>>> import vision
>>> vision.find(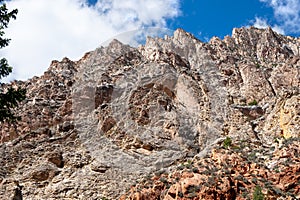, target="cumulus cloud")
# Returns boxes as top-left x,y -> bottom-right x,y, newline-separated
253,0 -> 300,35
253,17 -> 285,34
253,17 -> 269,29
1,0 -> 180,81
